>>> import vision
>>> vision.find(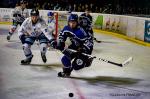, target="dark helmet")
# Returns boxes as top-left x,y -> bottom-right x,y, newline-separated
20,0 -> 27,4
30,9 -> 39,16
68,14 -> 78,22
47,11 -> 54,17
